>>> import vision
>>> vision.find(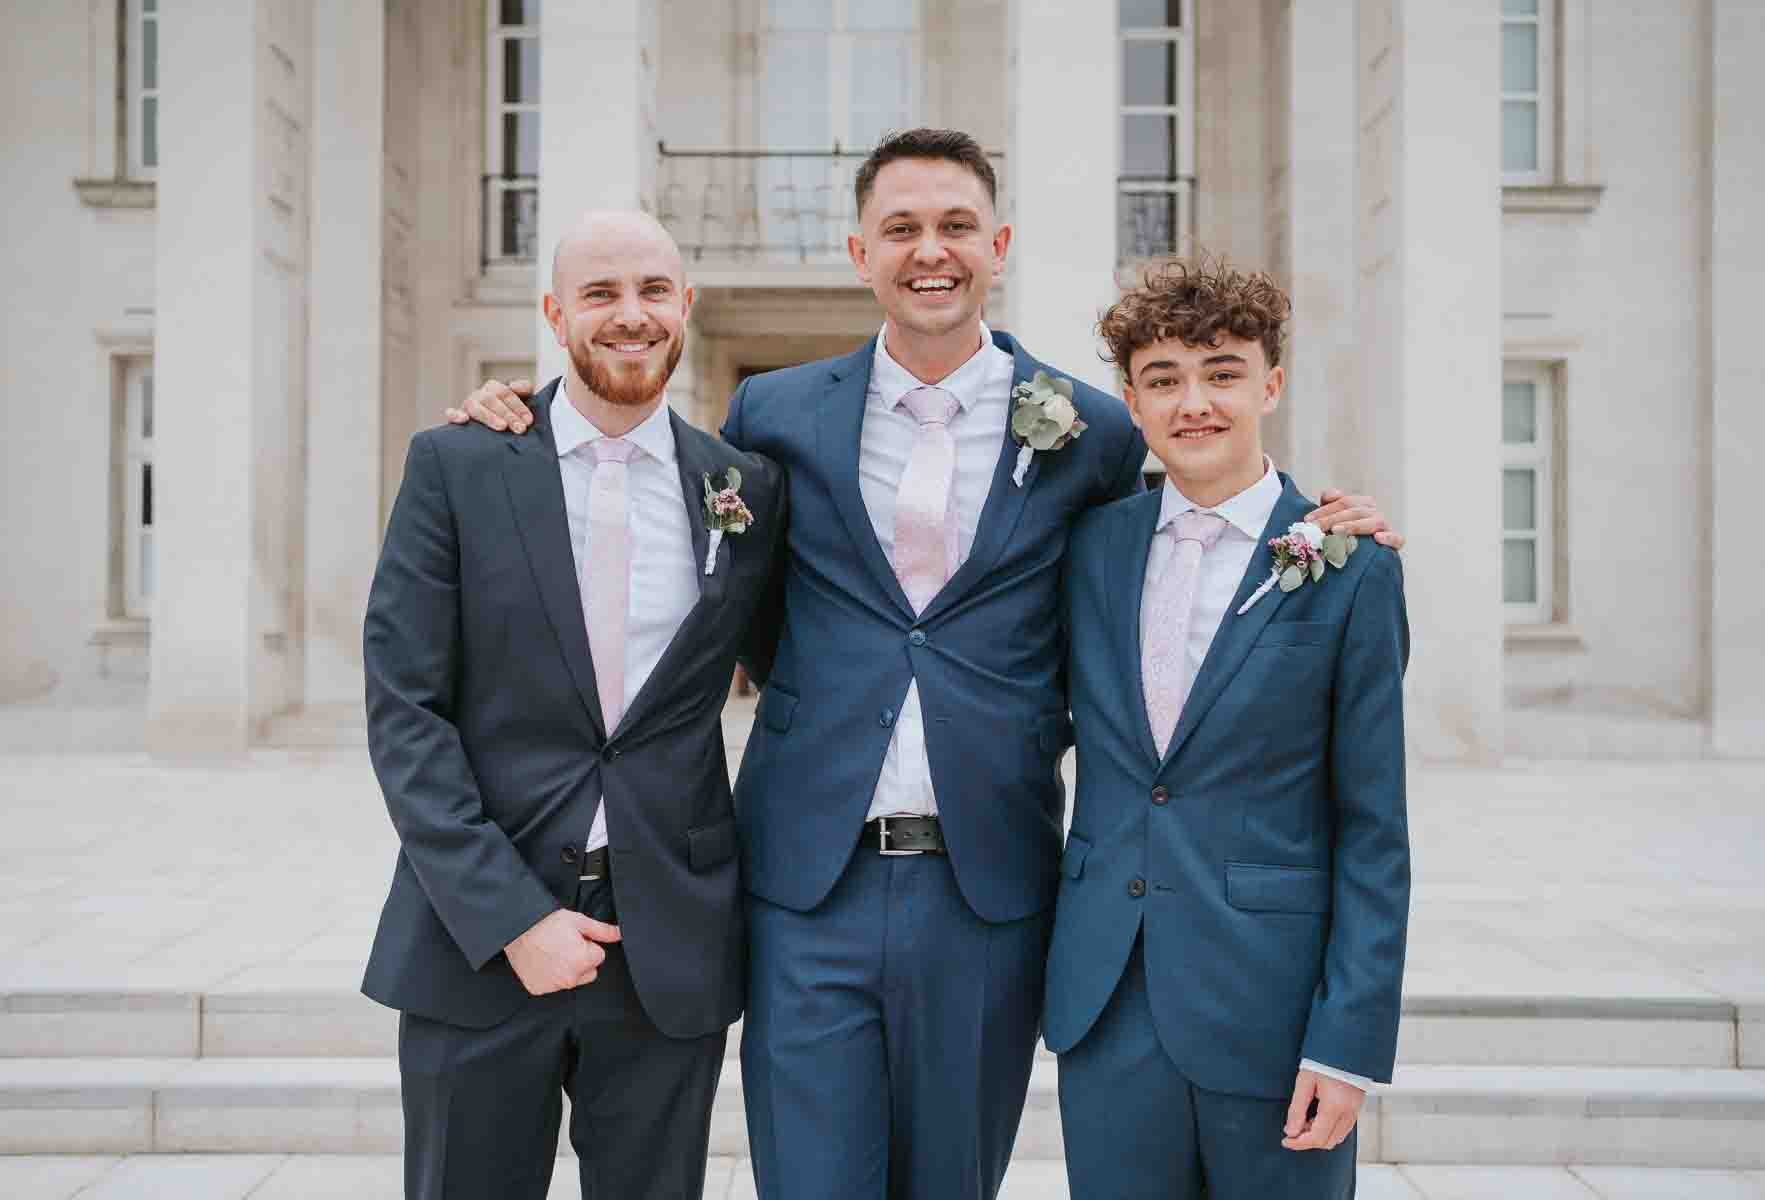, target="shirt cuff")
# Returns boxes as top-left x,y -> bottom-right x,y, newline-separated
1300,1058 -> 1376,1093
